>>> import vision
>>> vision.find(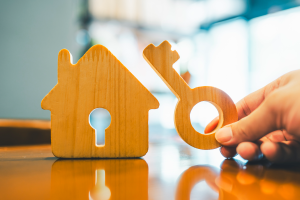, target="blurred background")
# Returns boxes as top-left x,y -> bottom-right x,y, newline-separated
2,1 -> 300,199
1,0 -> 300,144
